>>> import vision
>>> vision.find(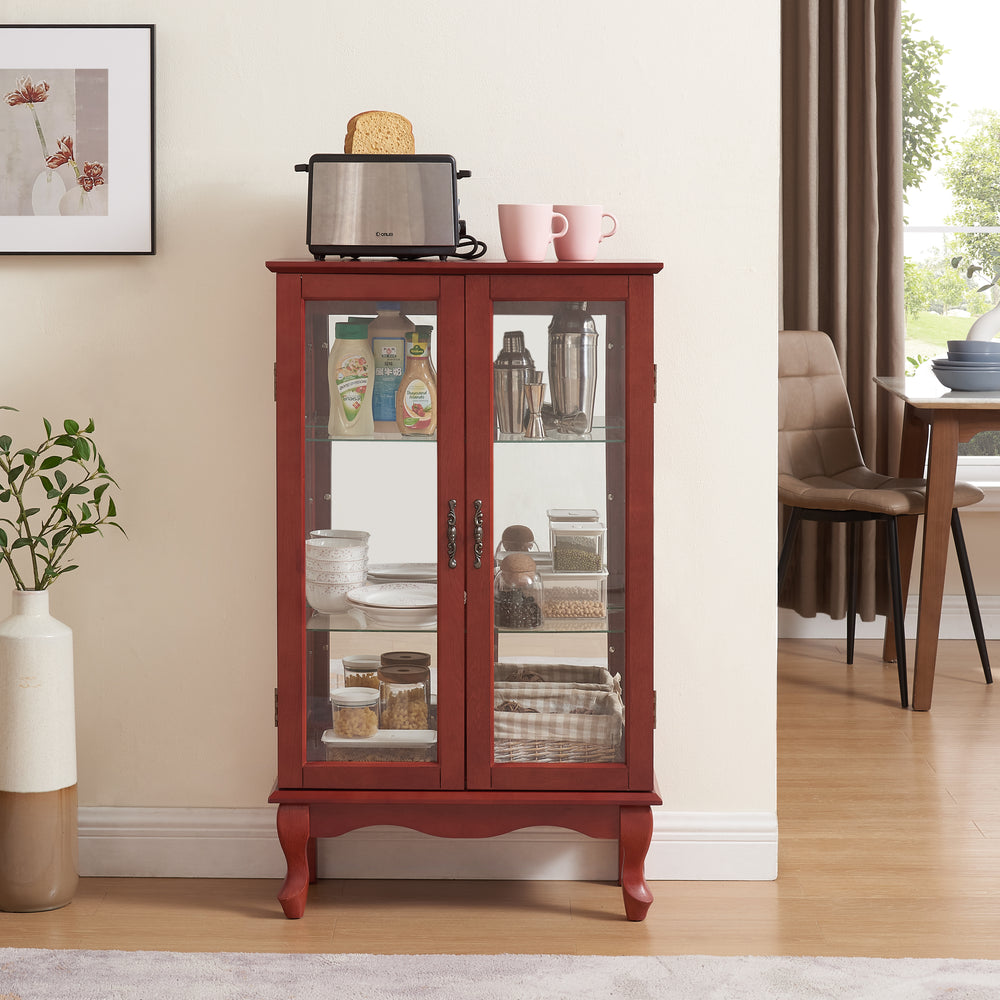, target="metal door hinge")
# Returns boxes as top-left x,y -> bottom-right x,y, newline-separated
274,687 -> 278,727
653,364 -> 657,403
653,690 -> 657,729
273,362 -> 278,402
